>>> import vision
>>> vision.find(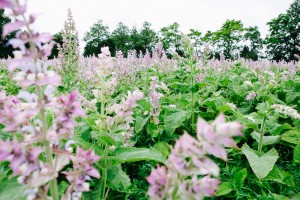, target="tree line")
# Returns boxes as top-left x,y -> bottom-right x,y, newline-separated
0,0 -> 299,61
